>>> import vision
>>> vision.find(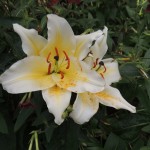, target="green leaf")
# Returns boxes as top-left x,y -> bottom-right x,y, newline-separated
0,113 -> 8,134
104,133 -> 127,150
14,108 -> 34,132
140,146 -> 150,150
64,120 -> 80,150
143,49 -> 150,67
142,124 -> 150,133
145,79 -> 150,99
120,63 -> 140,77
0,17 -> 22,28
125,6 -> 137,21
137,87 -> 150,113
87,147 -> 104,150
45,124 -> 56,142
